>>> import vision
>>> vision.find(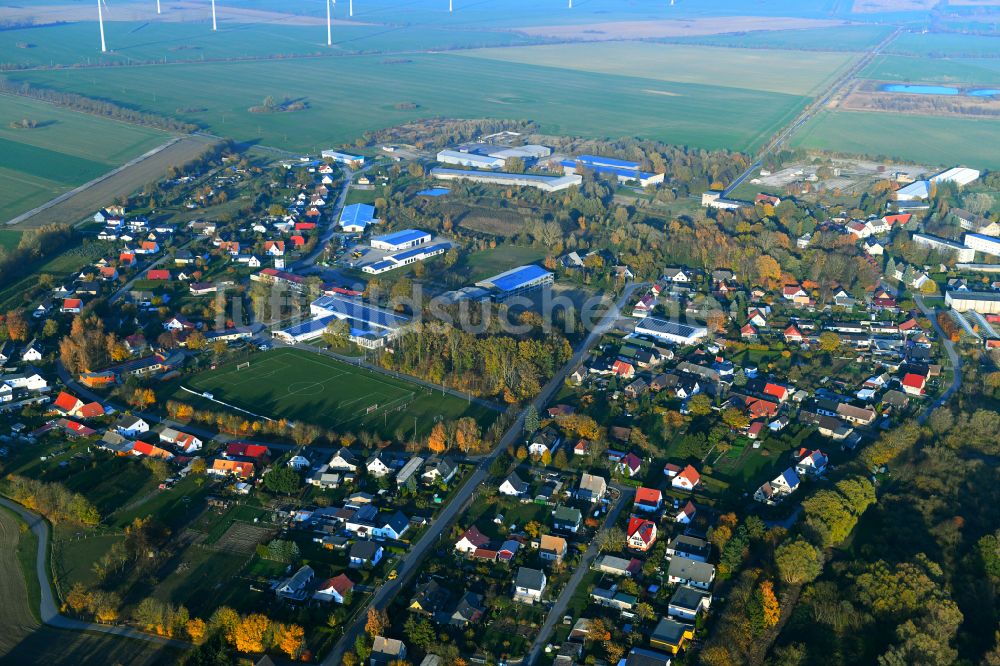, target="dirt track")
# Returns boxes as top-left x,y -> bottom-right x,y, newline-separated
8,133 -> 218,229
